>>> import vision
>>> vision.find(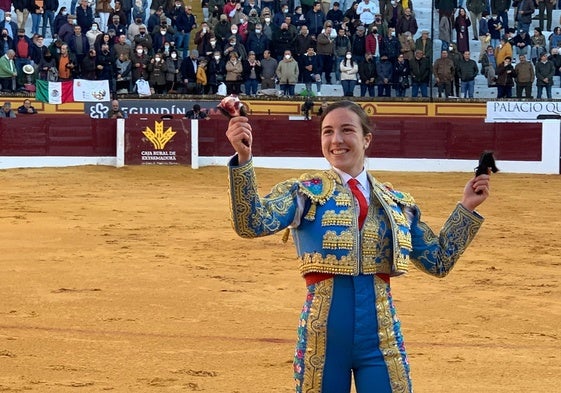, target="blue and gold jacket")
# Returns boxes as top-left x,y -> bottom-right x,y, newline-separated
228,158 -> 484,278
